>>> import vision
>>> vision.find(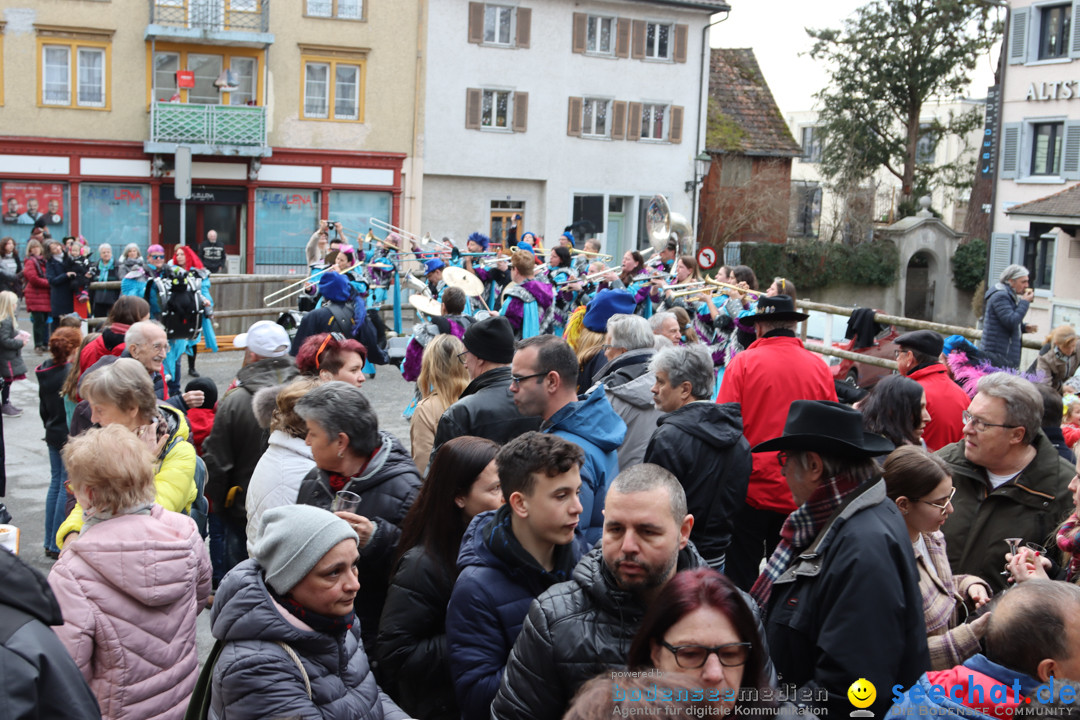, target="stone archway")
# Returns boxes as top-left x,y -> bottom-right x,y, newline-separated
904,250 -> 938,321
